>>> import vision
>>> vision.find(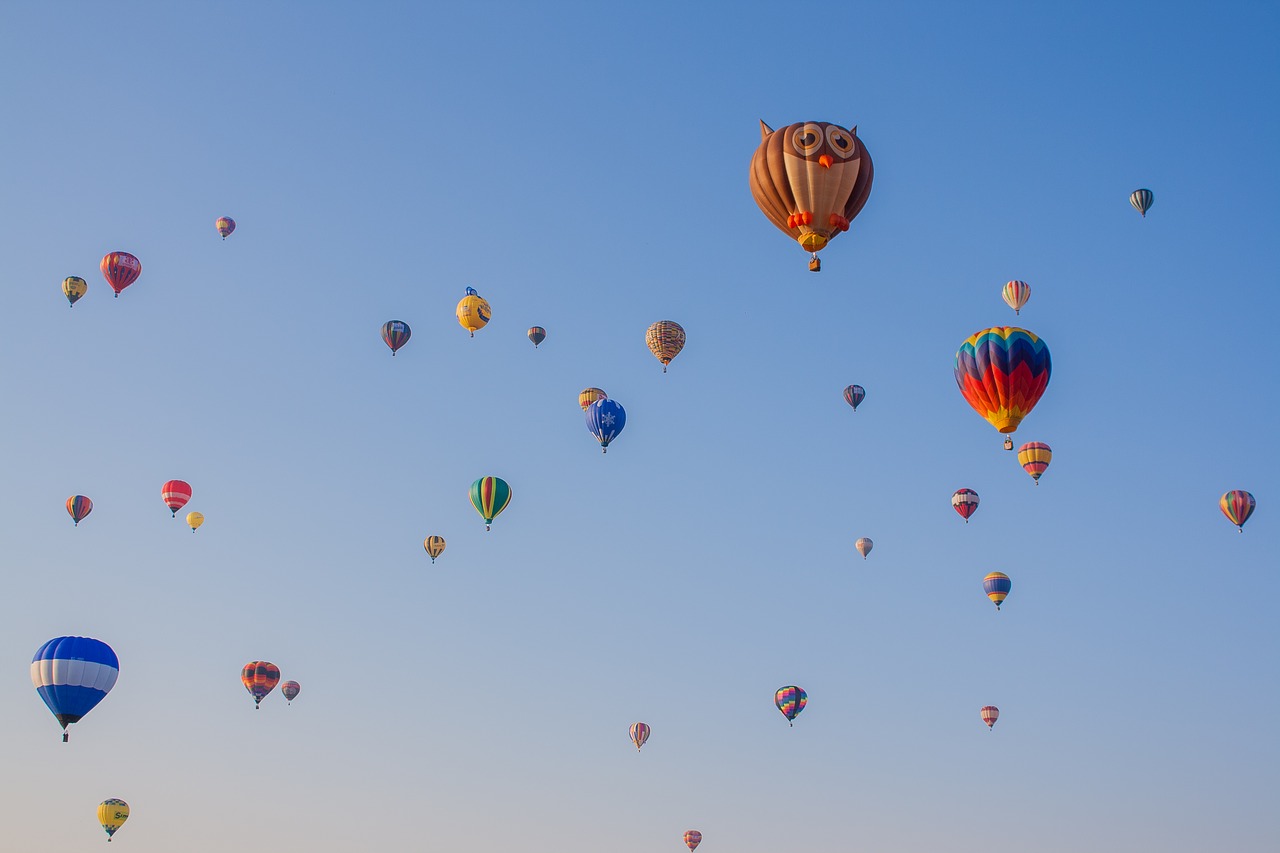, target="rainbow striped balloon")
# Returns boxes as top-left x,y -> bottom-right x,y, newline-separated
629,721 -> 650,751
66,495 -> 93,526
955,327 -> 1051,437
1017,442 -> 1052,484
775,685 -> 807,726
1002,280 -> 1031,315
1219,490 -> 1256,532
